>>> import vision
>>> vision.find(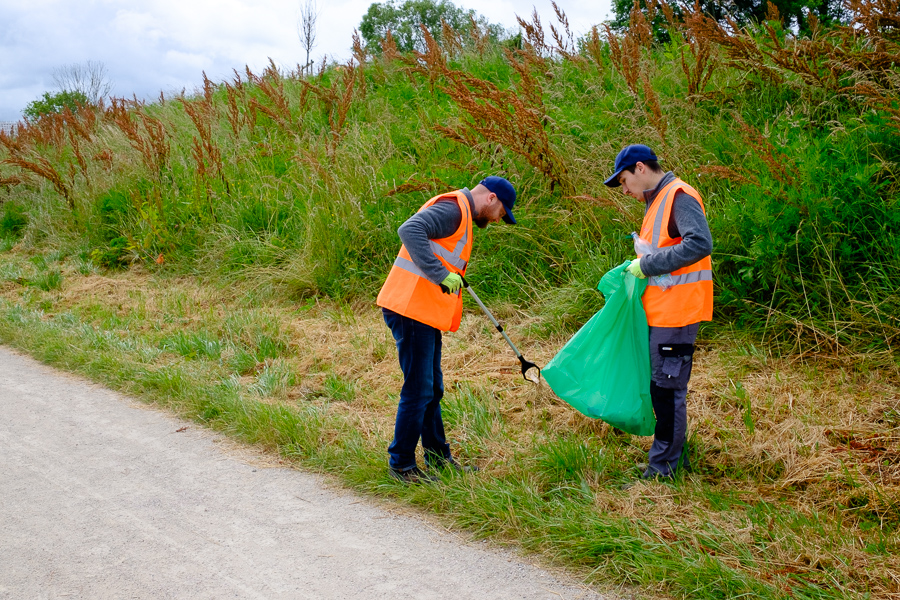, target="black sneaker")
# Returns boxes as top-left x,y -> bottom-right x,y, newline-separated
641,468 -> 673,481
389,466 -> 437,484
